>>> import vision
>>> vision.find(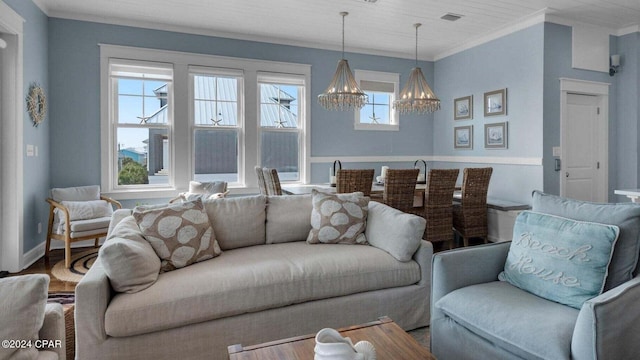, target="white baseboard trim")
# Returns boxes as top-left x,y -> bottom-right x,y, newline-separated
22,241 -> 46,271
20,238 -> 105,272
311,155 -> 542,166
